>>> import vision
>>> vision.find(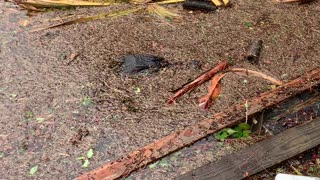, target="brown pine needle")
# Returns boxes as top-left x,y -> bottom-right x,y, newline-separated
228,68 -> 283,85
21,0 -> 113,8
156,0 -> 185,4
274,0 -> 301,2
129,0 -> 152,4
30,7 -> 144,32
147,4 -> 180,18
